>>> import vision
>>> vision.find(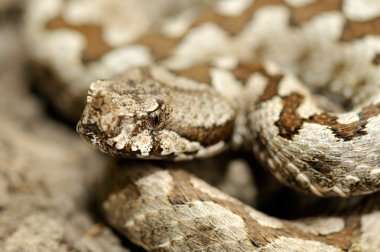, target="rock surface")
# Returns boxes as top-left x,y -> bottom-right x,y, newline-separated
0,12 -> 131,252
